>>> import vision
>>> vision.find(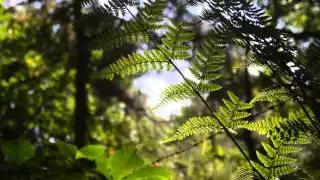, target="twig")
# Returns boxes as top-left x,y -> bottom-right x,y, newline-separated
152,134 -> 224,164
